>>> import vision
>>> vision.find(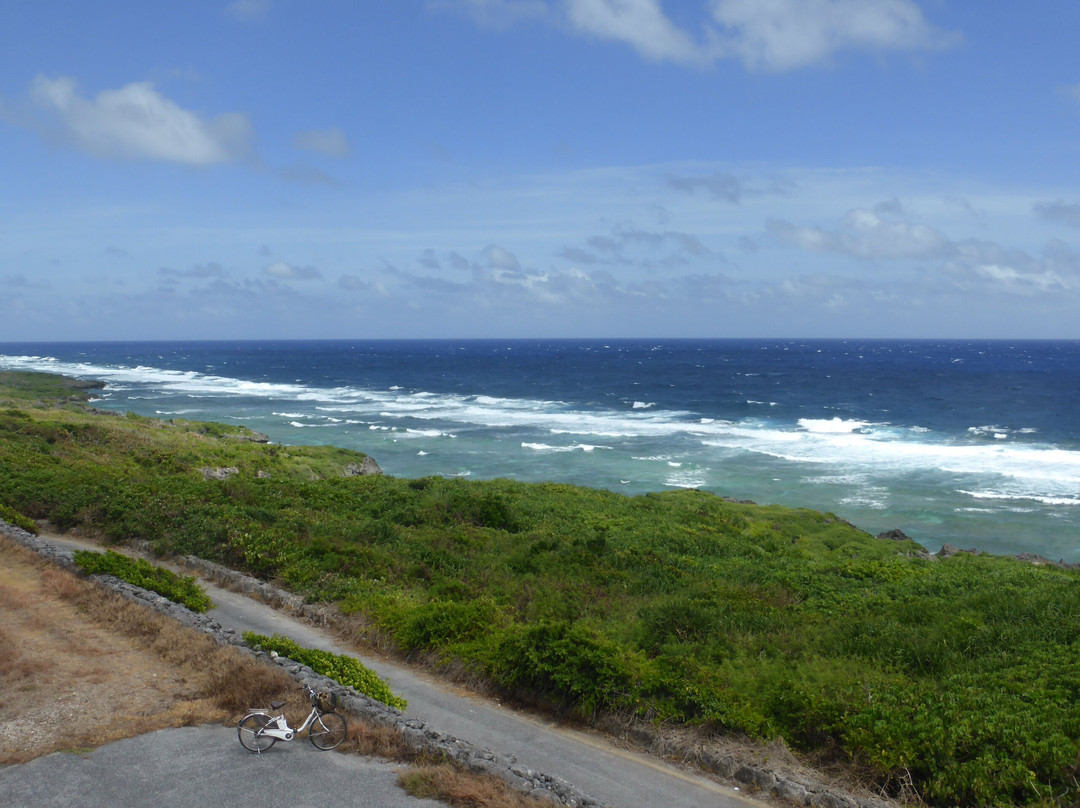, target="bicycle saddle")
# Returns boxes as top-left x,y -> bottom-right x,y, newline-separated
271,700 -> 286,710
